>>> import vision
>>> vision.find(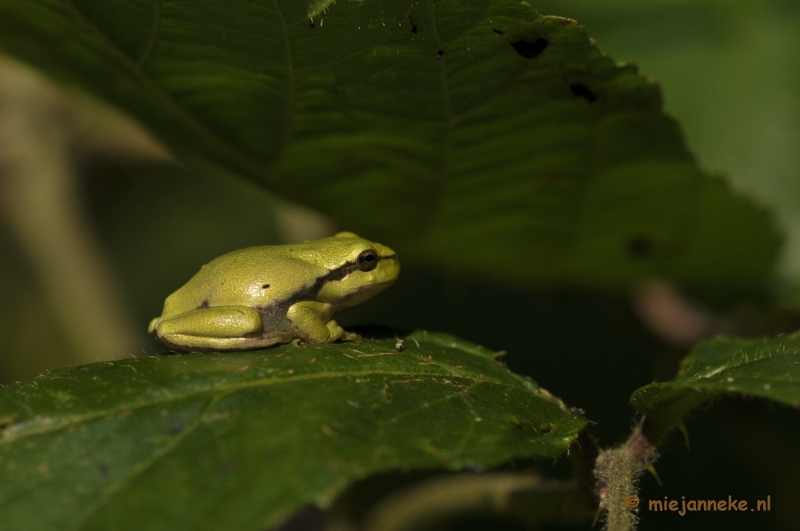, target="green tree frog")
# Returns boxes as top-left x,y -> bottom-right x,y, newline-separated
148,232 -> 399,352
